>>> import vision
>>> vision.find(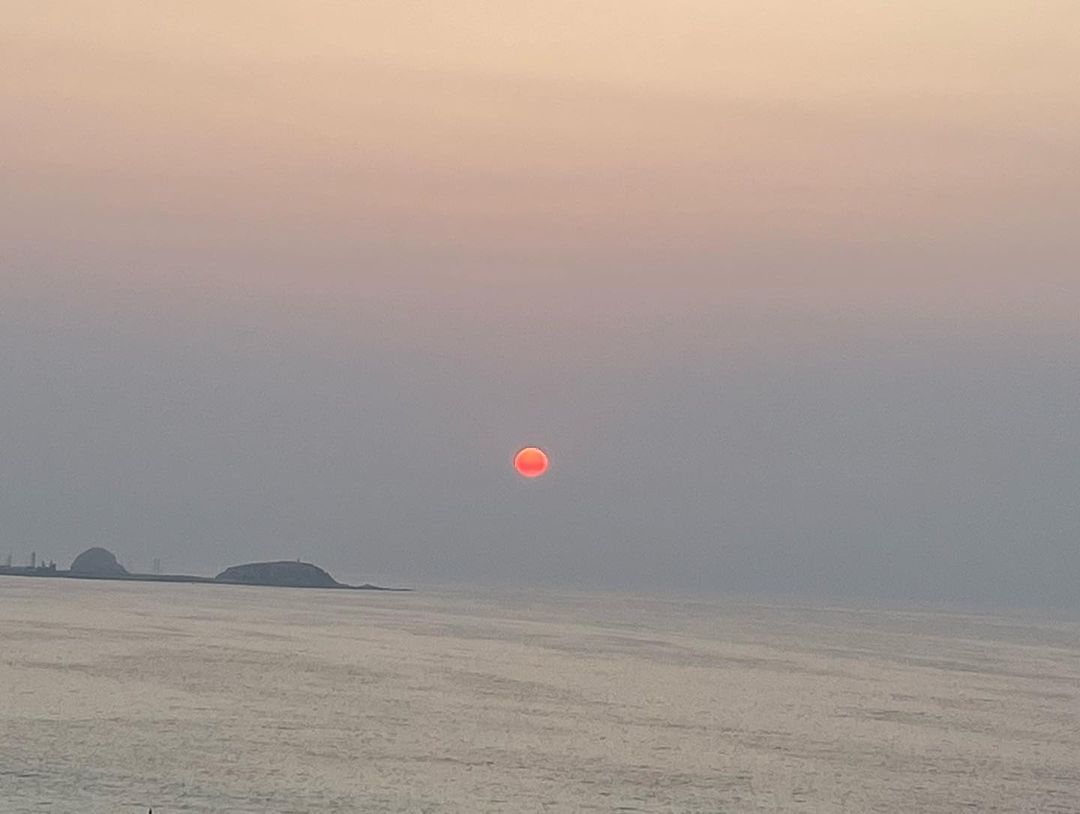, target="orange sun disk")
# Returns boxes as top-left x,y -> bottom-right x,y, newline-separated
514,447 -> 549,478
